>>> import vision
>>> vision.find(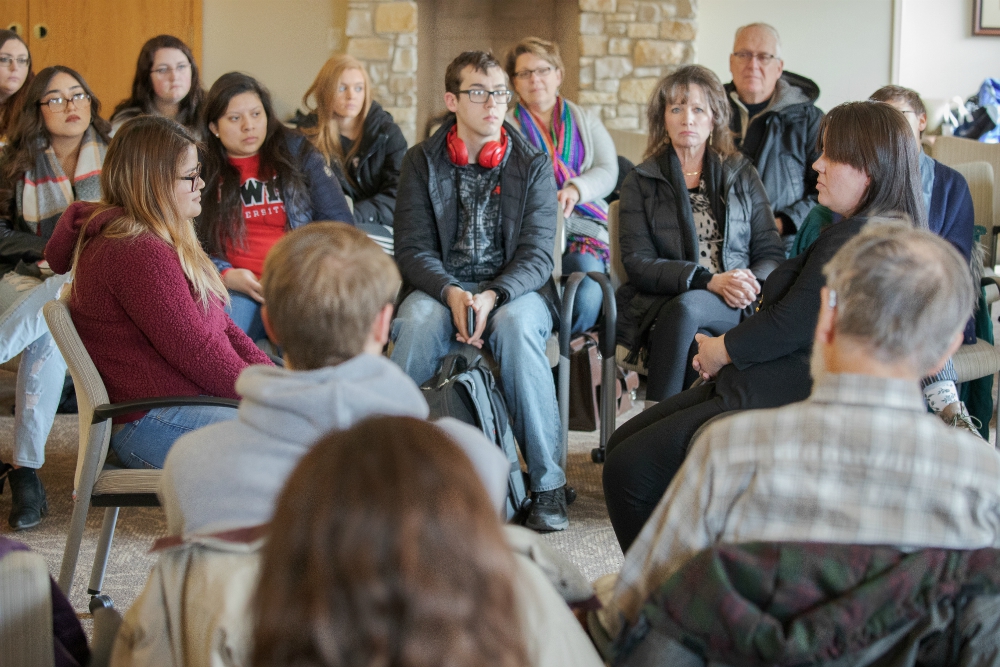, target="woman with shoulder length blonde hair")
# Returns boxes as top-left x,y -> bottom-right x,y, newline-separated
505,36 -> 618,334
616,64 -> 784,406
46,115 -> 273,470
301,55 -> 406,250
